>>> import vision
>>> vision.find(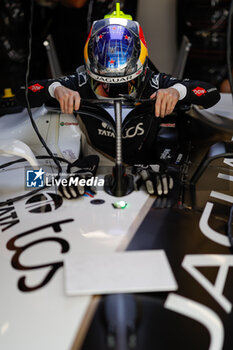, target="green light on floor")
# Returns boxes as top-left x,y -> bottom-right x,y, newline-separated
112,201 -> 128,209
